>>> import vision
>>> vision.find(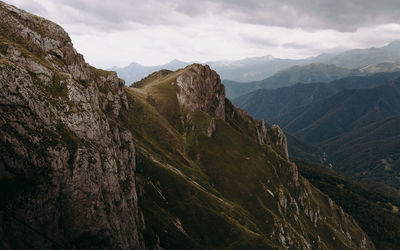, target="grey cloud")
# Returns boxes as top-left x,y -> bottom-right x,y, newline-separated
211,0 -> 400,32
12,0 -> 400,32
282,42 -> 316,50
240,34 -> 280,48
